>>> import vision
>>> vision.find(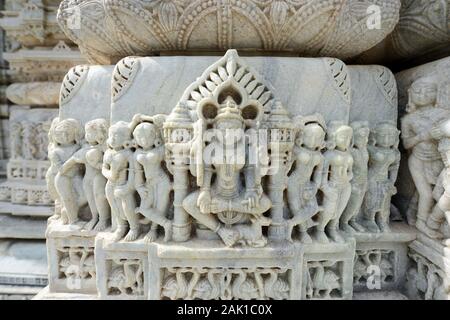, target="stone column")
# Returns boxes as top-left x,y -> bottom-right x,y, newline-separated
266,102 -> 295,241
163,103 -> 193,242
